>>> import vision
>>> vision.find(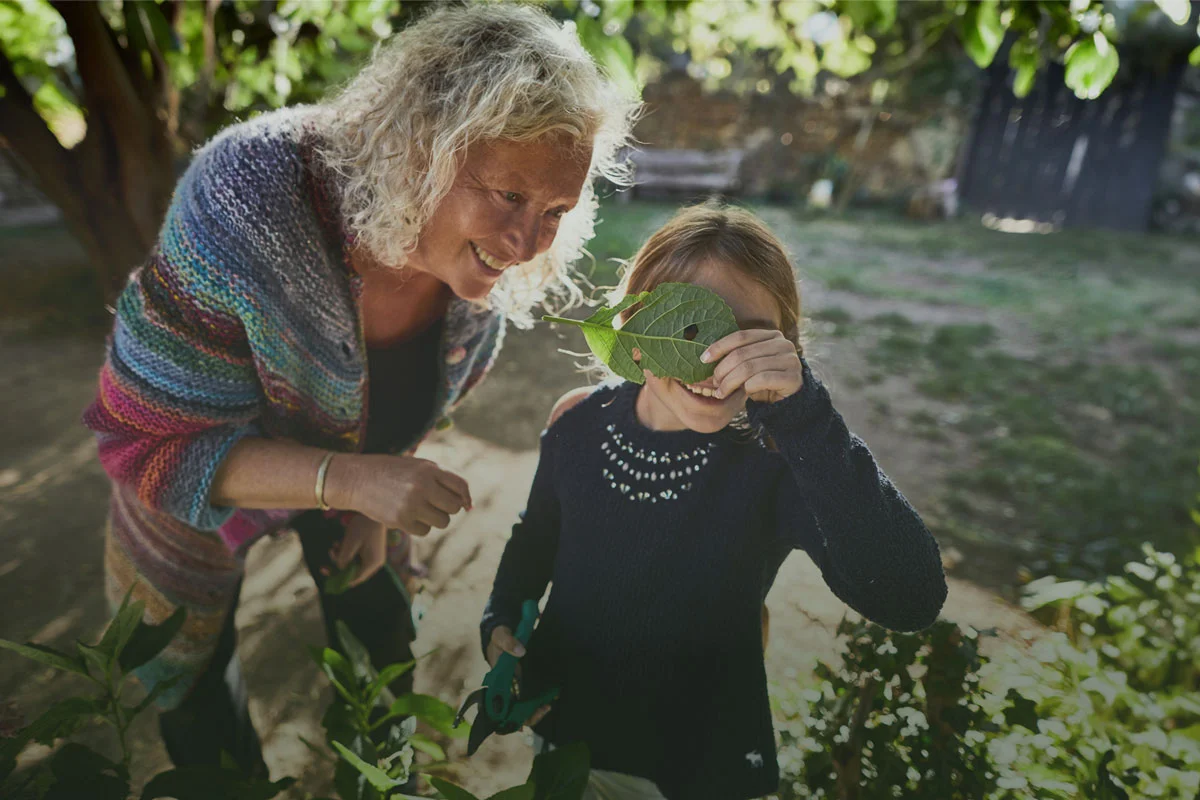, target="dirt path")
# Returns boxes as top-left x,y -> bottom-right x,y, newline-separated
0,317 -> 1044,797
